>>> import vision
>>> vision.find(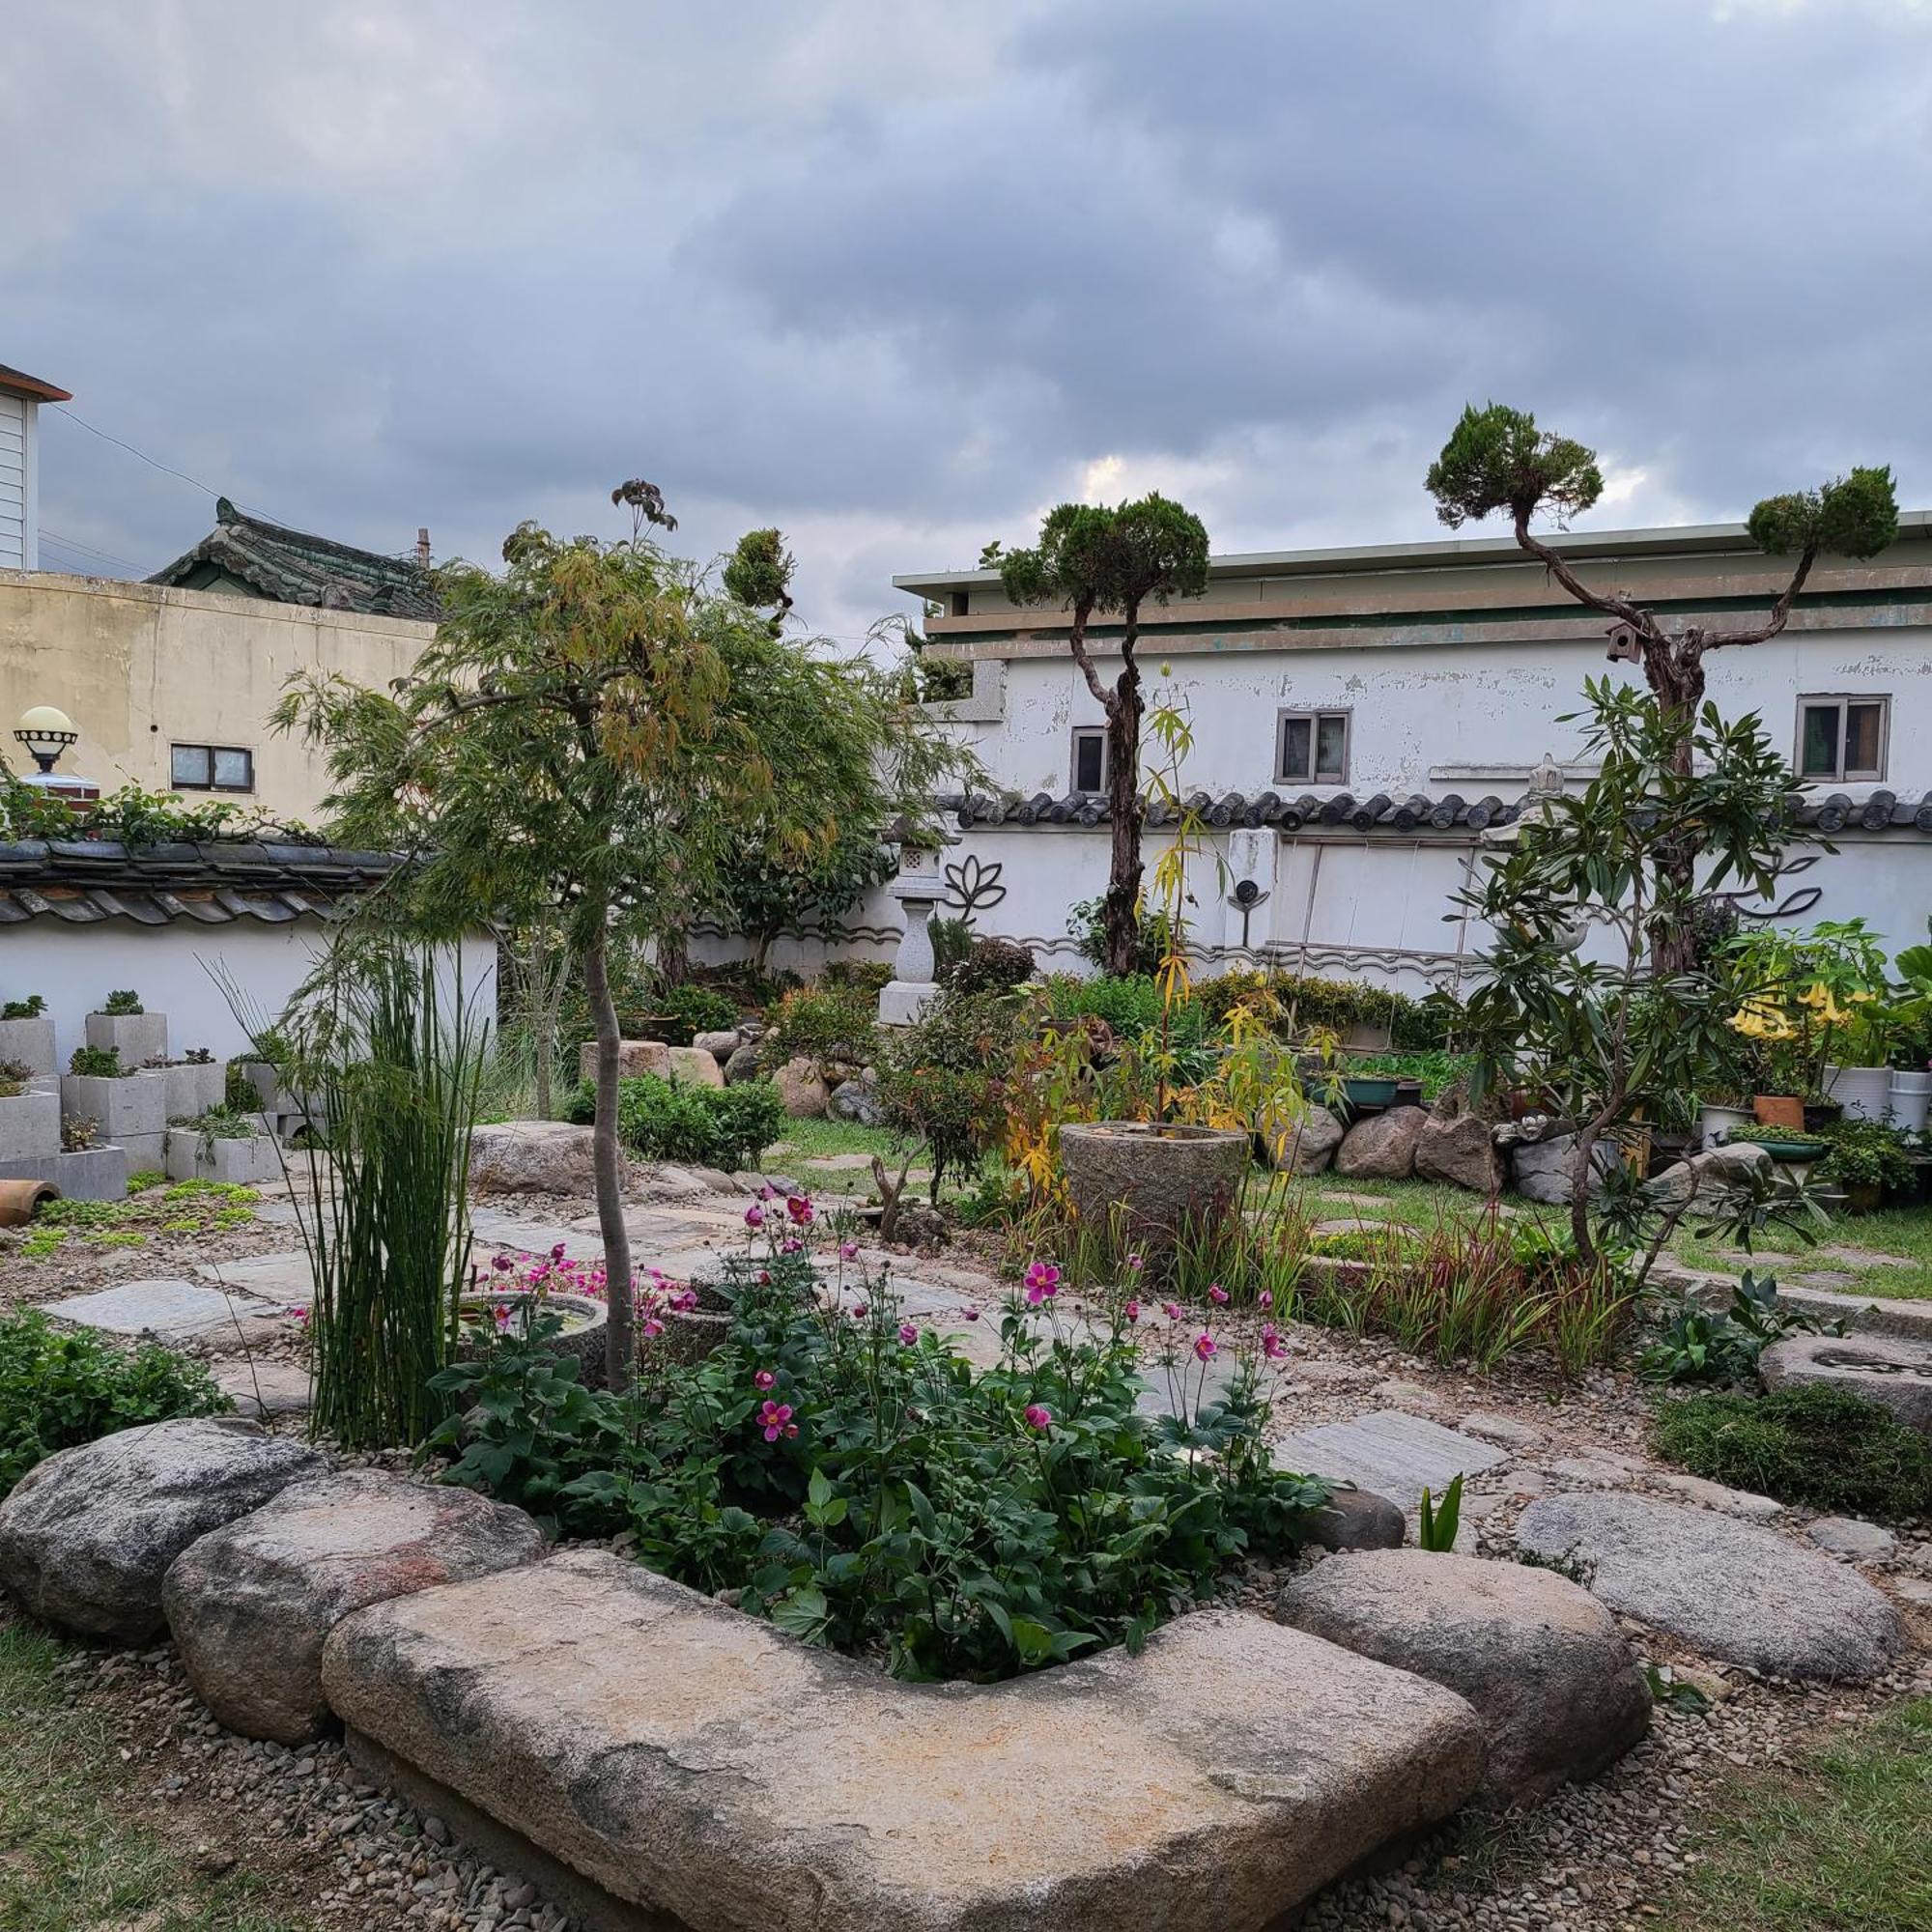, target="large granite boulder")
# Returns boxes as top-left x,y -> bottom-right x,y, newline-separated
1414,1111 -> 1502,1194
692,1030 -> 742,1061
469,1120 -> 602,1196
722,1042 -> 763,1086
1335,1106 -> 1428,1179
325,1551 -> 1486,1932
0,1418 -> 327,1640
1305,1486 -> 1406,1552
774,1055 -> 830,1119
1760,1330 -> 1932,1435
1510,1132 -> 1612,1206
577,1039 -> 673,1085
163,1470 -> 545,1744
1276,1103 -> 1345,1174
830,1070 -> 890,1128
1643,1138 -> 1770,1209
665,1043 -> 725,1091
1277,1549 -> 1651,1807
1516,1492 -> 1903,1683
